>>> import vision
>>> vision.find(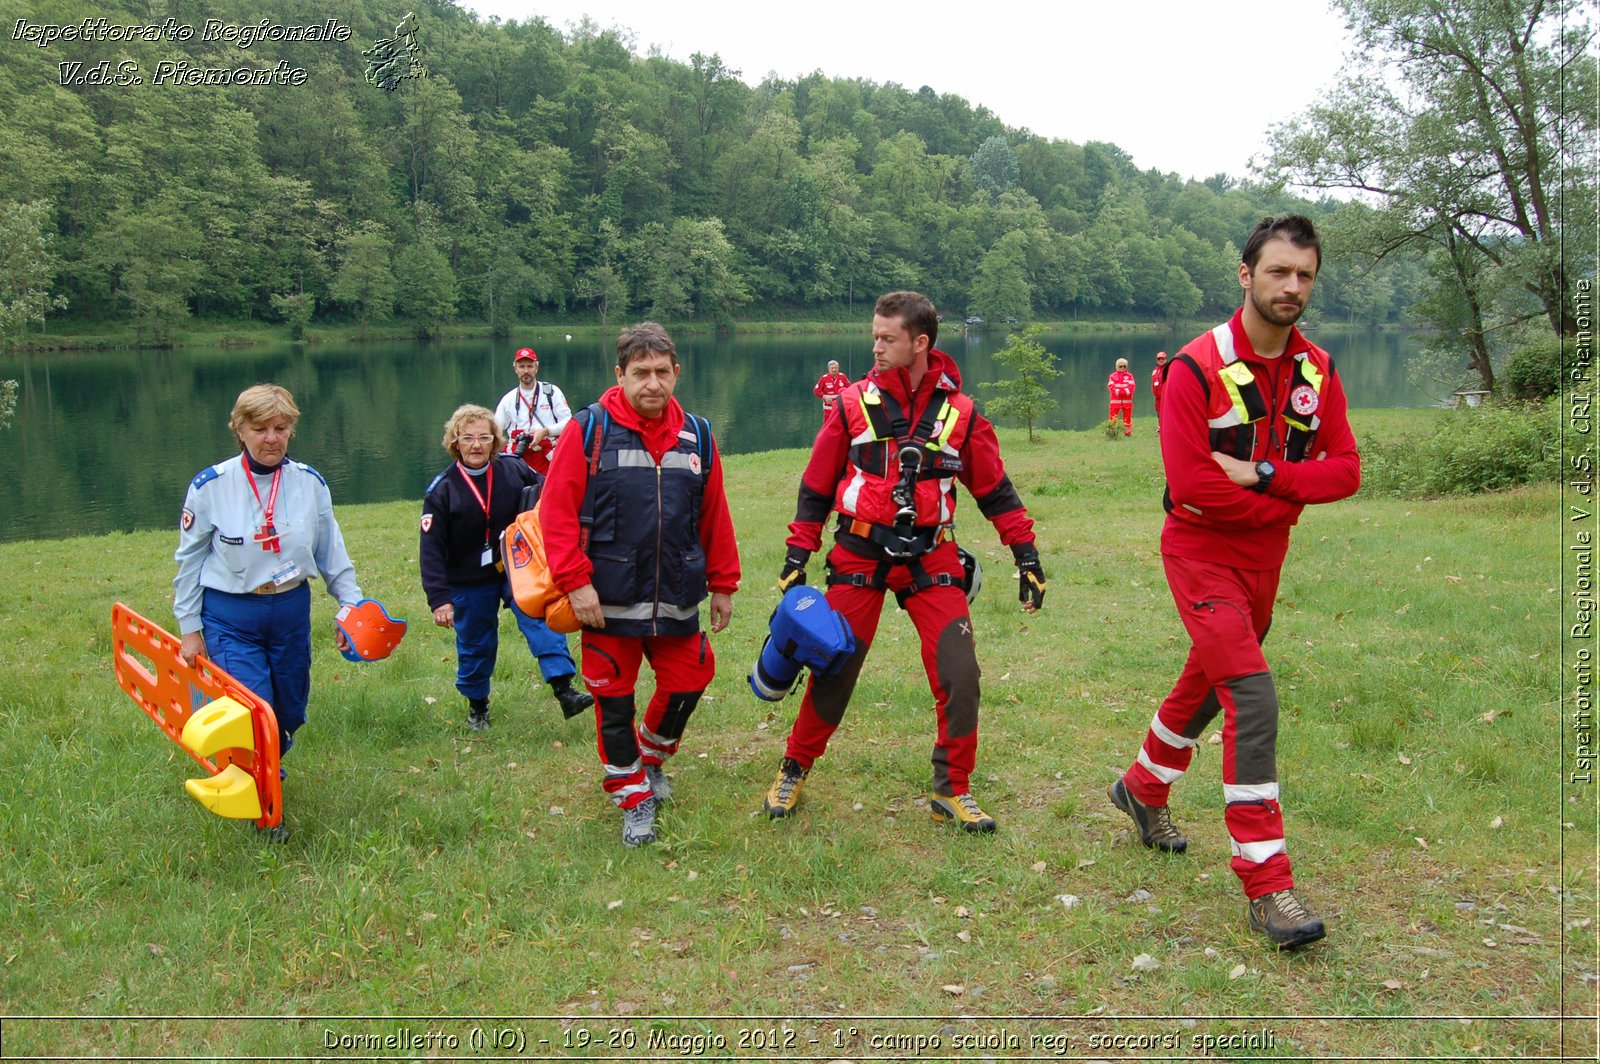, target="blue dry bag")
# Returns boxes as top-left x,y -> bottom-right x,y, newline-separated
749,585 -> 858,701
